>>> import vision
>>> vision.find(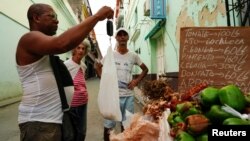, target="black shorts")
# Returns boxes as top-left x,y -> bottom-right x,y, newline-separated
19,121 -> 61,141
